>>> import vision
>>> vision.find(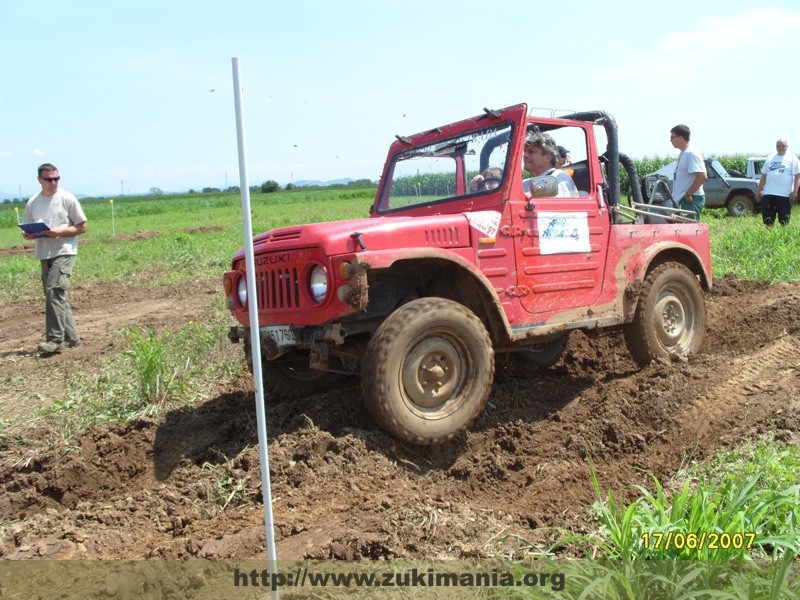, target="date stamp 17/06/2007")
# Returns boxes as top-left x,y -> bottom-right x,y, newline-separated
641,531 -> 756,551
